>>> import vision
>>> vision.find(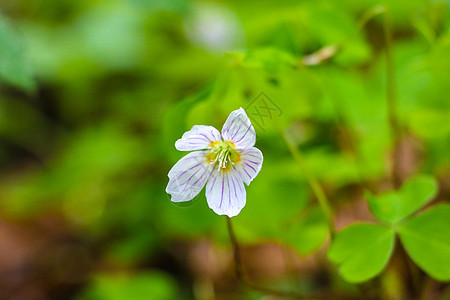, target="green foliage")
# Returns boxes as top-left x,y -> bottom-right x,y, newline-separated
227,48 -> 298,72
0,14 -> 35,91
283,207 -> 329,255
328,174 -> 446,283
366,174 -> 438,224
0,0 -> 448,298
125,0 -> 187,13
398,204 -> 450,281
78,271 -> 178,300
328,224 -> 395,283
